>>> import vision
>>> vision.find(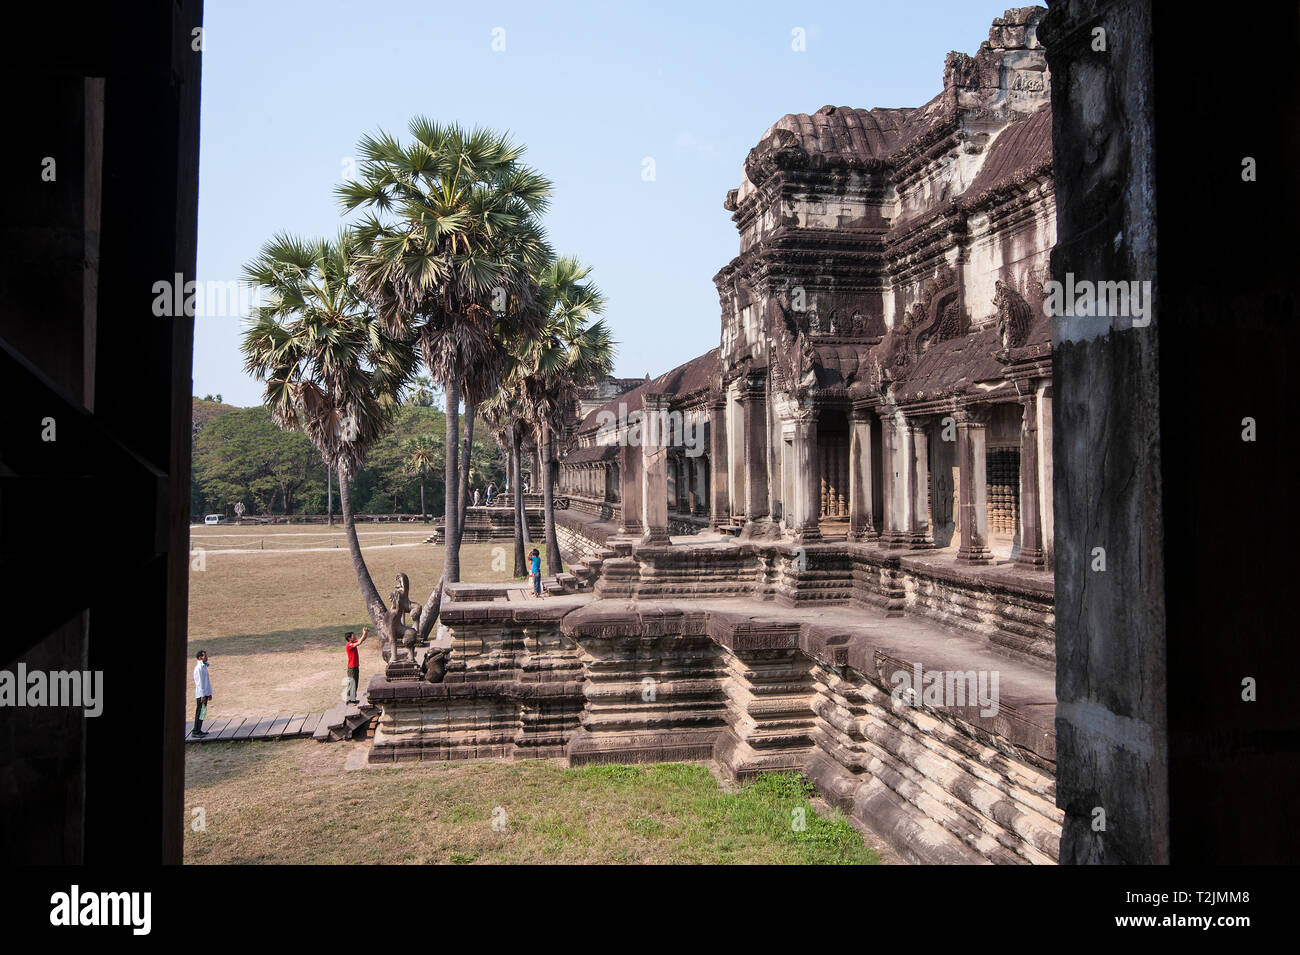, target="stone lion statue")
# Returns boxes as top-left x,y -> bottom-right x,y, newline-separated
420,647 -> 450,684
